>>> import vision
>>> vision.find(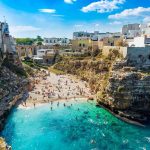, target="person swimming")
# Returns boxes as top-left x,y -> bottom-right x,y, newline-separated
57,102 -> 59,107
